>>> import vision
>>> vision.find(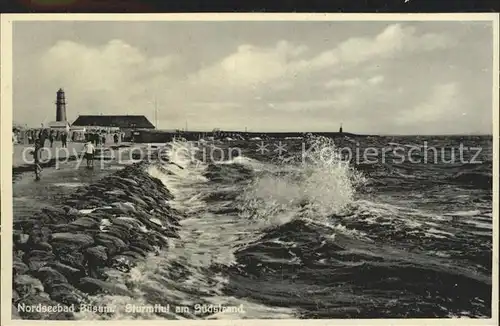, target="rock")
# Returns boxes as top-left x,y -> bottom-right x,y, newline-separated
82,229 -> 101,238
32,242 -> 53,252
114,217 -> 147,232
88,184 -> 108,193
131,237 -> 157,252
142,196 -> 158,208
14,274 -> 44,297
52,224 -> 82,233
105,189 -> 127,196
86,246 -> 108,262
128,196 -> 148,208
24,250 -> 55,270
110,176 -> 139,187
89,211 -> 114,221
88,198 -> 108,207
111,202 -> 136,214
121,251 -> 145,259
94,233 -> 127,255
62,205 -> 80,216
110,254 -> 139,272
16,294 -> 75,320
13,260 -> 29,276
14,233 -> 30,245
64,199 -> 87,210
69,217 -> 100,229
162,228 -> 179,239
49,283 -> 86,307
78,277 -> 133,297
105,224 -> 132,240
38,209 -> 69,224
50,233 -> 94,251
101,194 -> 121,202
137,232 -> 163,248
96,208 -> 122,216
40,226 -> 53,239
122,177 -> 139,186
57,251 -> 86,271
128,245 -> 149,257
27,228 -> 49,246
105,176 -> 127,187
20,216 -> 43,227
135,213 -> 165,233
149,230 -> 170,246
47,262 -> 84,281
85,245 -> 109,278
41,206 -> 66,216
35,267 -> 68,290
